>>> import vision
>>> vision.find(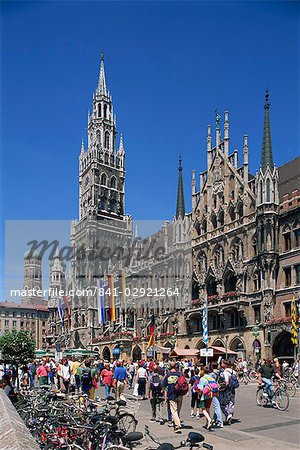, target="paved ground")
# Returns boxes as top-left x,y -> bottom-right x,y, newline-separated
97,383 -> 300,450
